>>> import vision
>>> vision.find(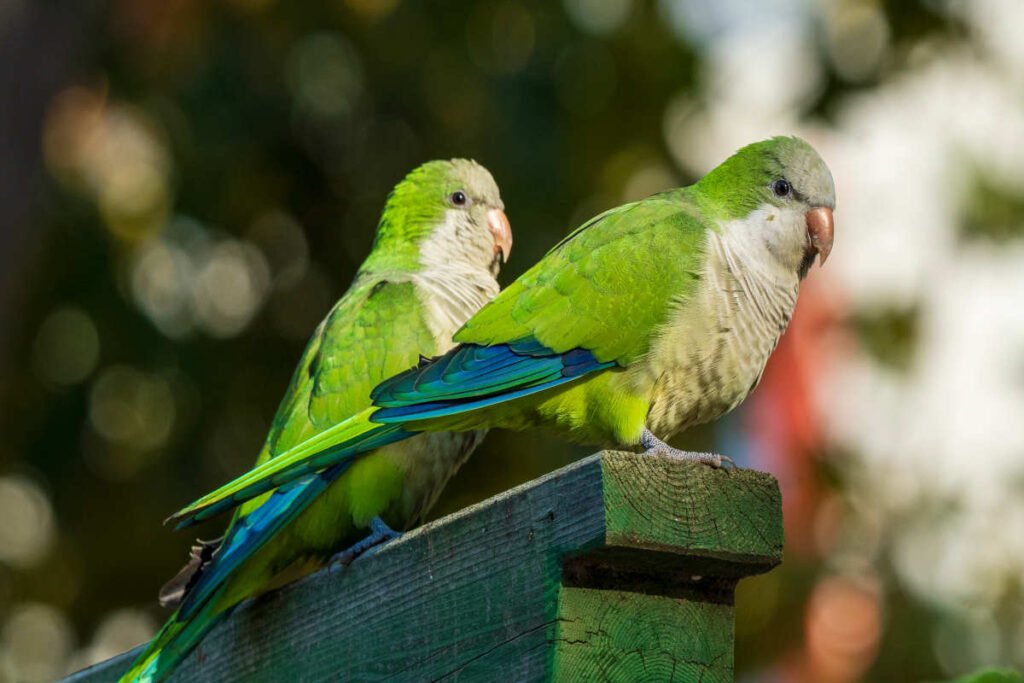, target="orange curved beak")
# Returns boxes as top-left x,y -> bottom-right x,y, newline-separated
487,208 -> 512,263
806,206 -> 834,266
